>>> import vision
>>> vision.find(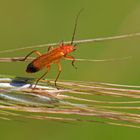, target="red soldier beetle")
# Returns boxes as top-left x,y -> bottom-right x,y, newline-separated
20,9 -> 83,89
